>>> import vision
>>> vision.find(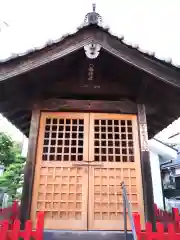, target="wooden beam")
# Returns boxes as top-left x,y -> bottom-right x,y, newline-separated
14,114 -> 30,123
20,109 -> 40,227
37,98 -> 138,114
0,100 -> 32,114
16,119 -> 31,128
5,117 -> 30,132
20,125 -> 30,134
17,122 -> 30,137
4,110 -> 28,119
21,128 -> 29,138
137,104 -> 155,227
